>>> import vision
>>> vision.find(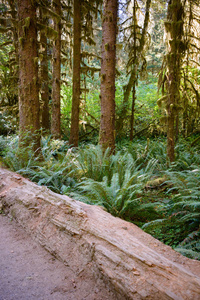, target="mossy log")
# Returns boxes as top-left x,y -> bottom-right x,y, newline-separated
0,168 -> 200,300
